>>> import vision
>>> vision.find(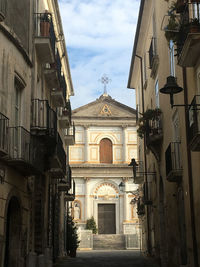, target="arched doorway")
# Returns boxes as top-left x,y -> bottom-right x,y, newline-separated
4,196 -> 22,267
100,138 -> 112,163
